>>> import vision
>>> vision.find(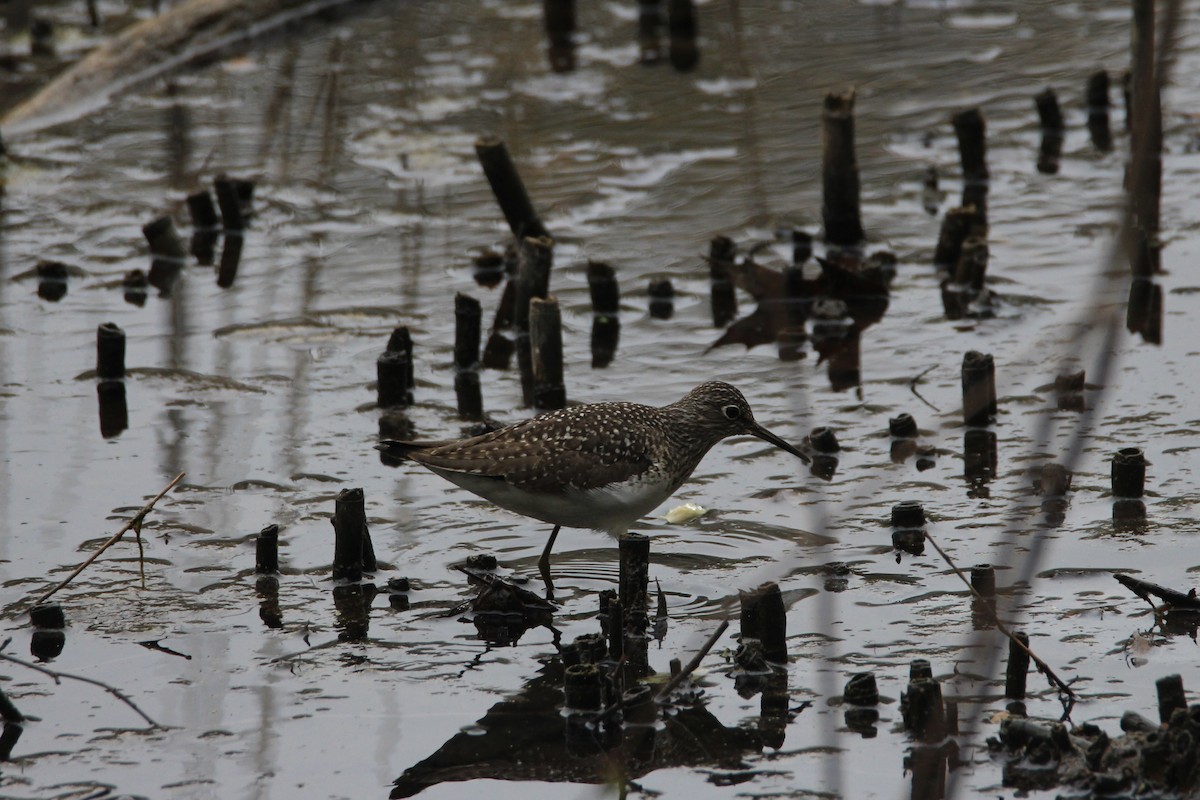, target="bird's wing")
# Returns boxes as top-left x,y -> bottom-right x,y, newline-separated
400,413 -> 657,493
